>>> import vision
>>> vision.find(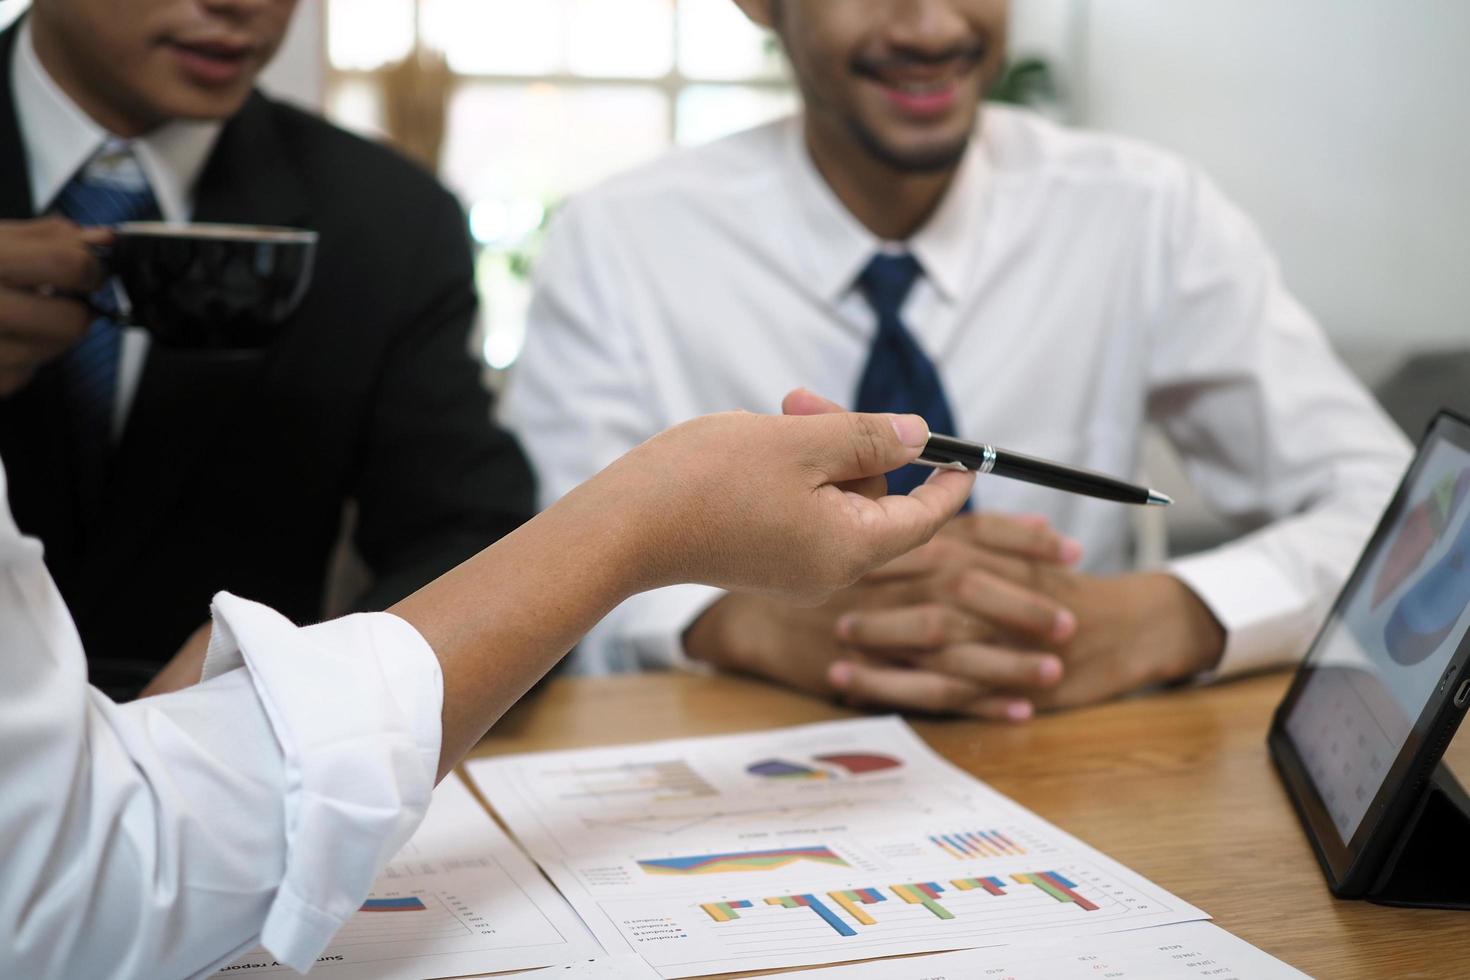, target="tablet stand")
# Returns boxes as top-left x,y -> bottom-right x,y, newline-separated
1368,763 -> 1470,909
